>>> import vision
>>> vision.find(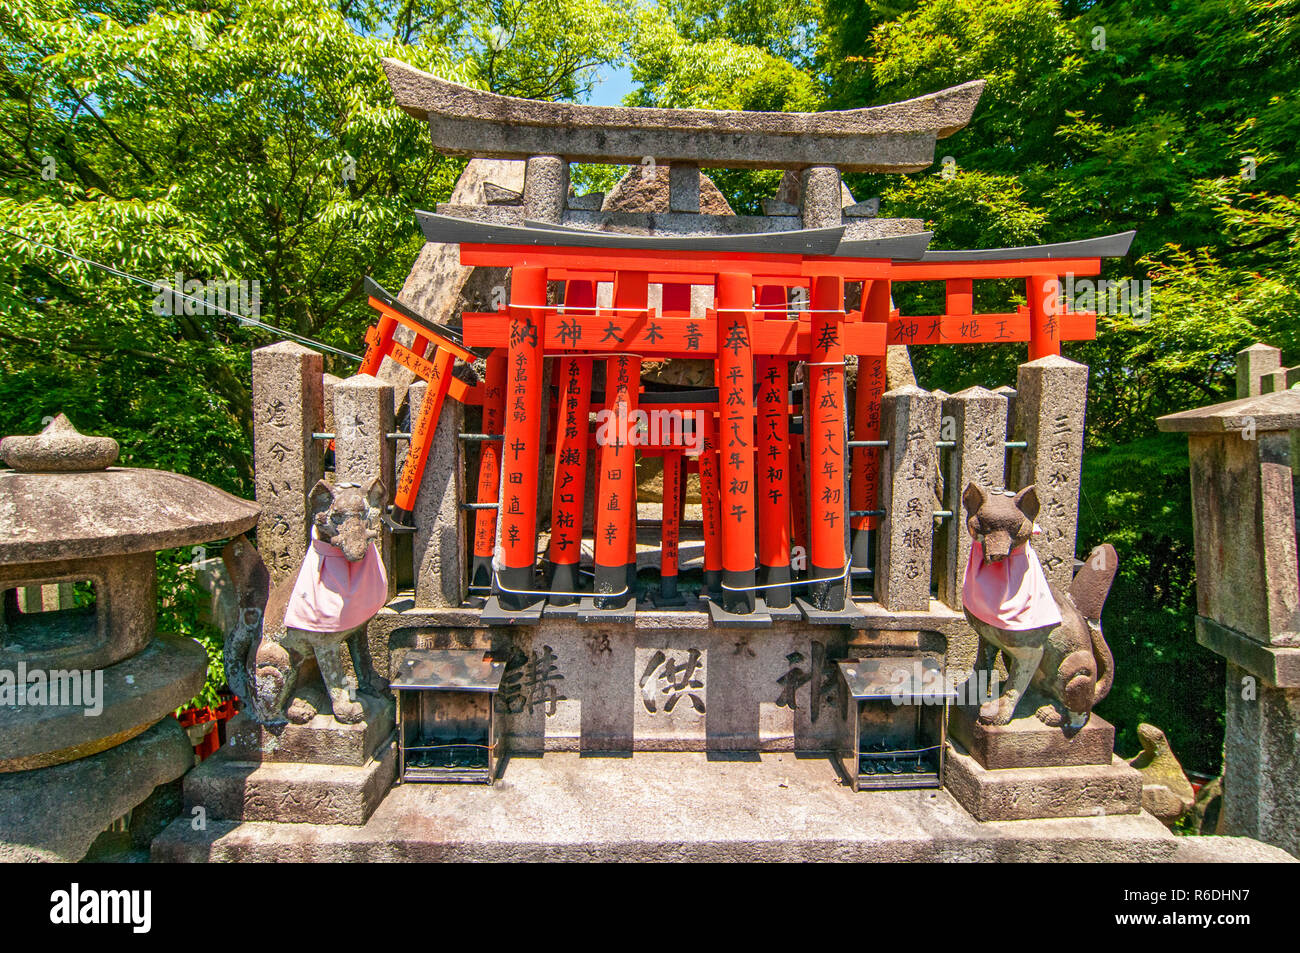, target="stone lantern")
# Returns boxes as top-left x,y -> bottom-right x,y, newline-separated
1158,345 -> 1300,857
0,415 -> 260,860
